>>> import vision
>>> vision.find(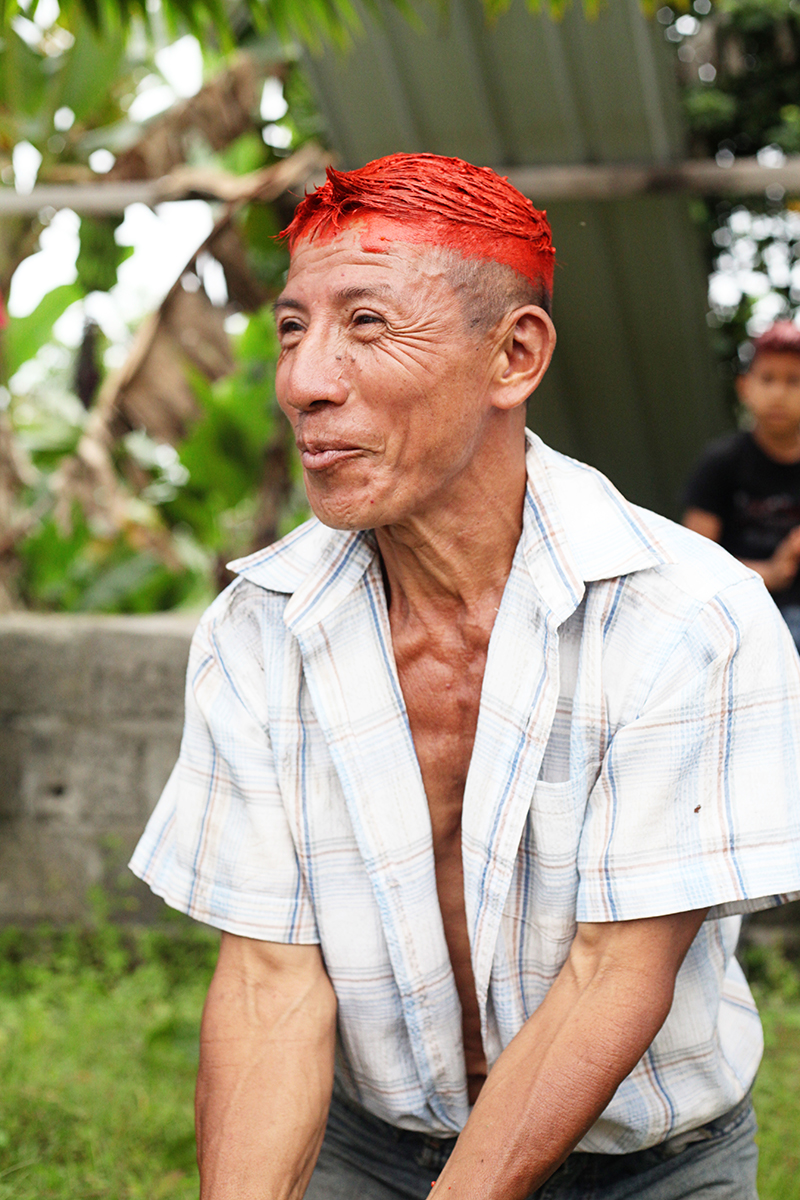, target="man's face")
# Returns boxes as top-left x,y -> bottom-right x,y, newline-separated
737,350 -> 800,438
274,225 -> 503,530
